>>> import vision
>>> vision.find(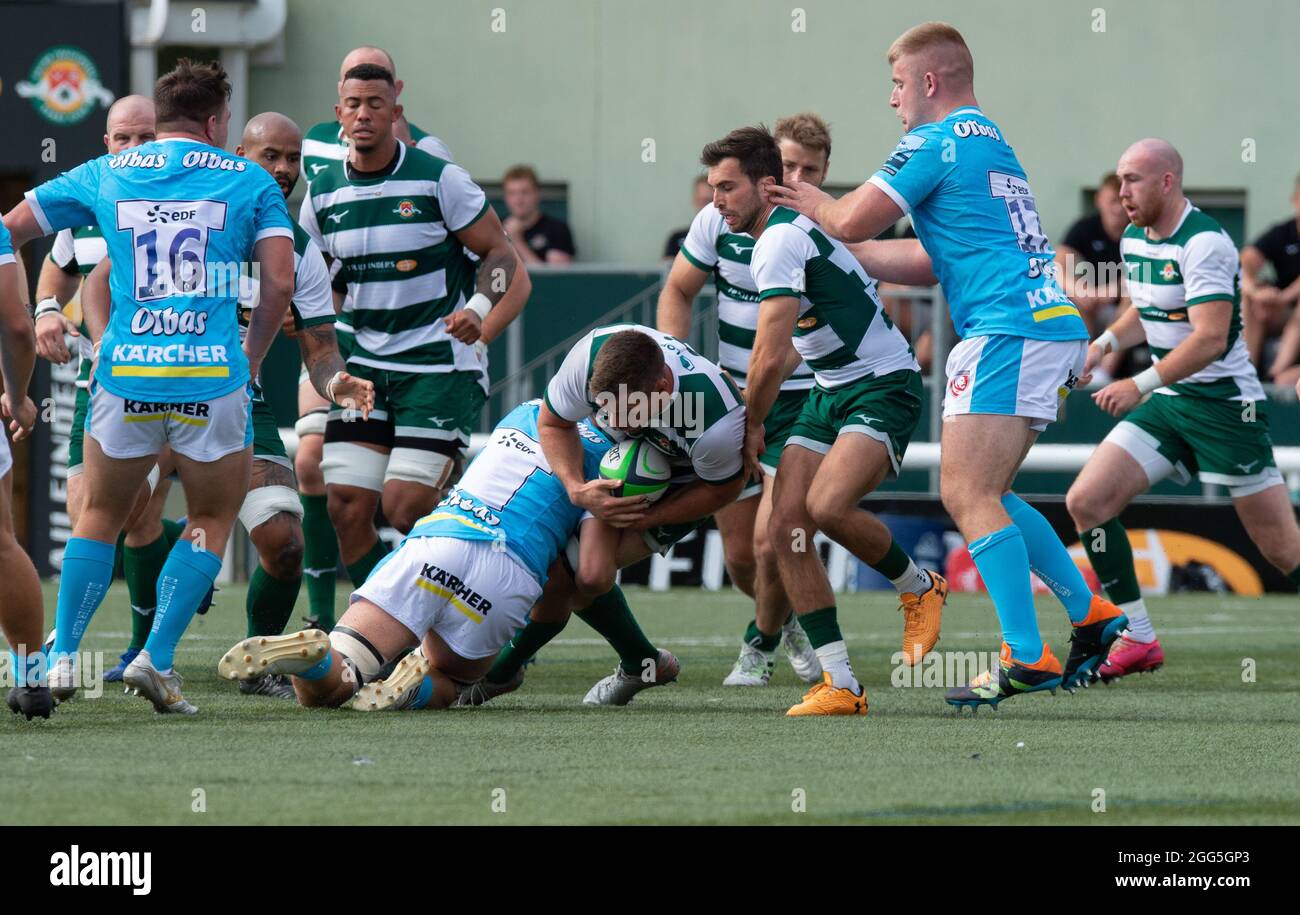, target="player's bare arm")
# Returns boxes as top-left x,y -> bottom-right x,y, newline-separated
537,400 -> 647,525
1083,302 -> 1145,381
243,235 -> 296,381
742,295 -> 800,479
769,179 -> 905,244
630,476 -> 746,533
656,253 -> 709,339
1093,299 -> 1230,417
298,322 -> 373,419
444,208 -> 531,345
844,237 -> 936,286
0,259 -> 36,441
33,255 -> 82,364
